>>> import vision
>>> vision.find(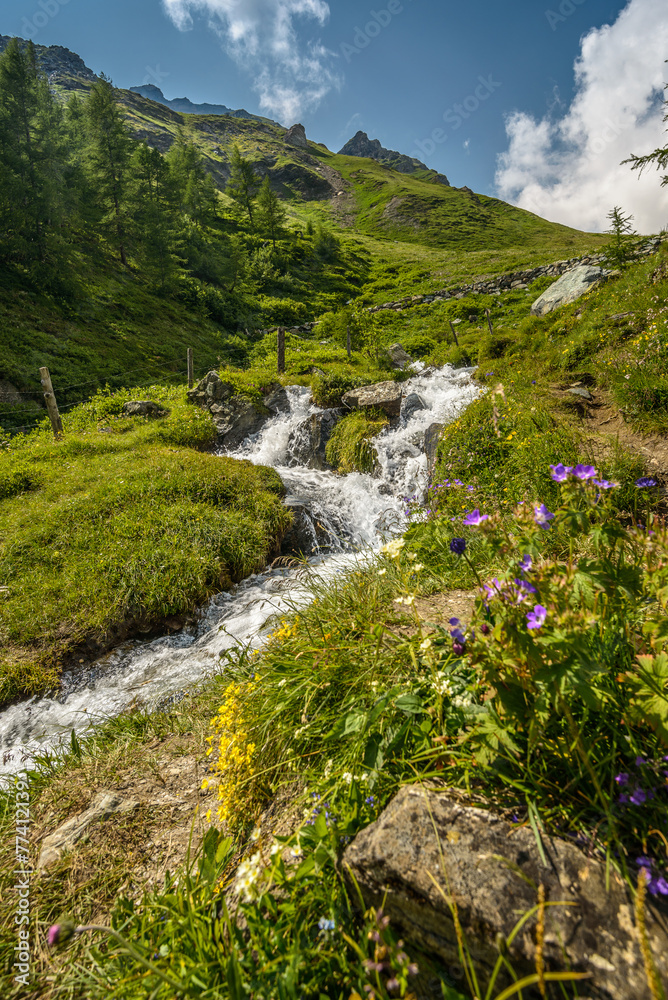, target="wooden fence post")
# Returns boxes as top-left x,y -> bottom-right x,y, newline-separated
277,327 -> 286,374
485,309 -> 494,339
187,348 -> 194,389
448,321 -> 460,347
39,367 -> 63,439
